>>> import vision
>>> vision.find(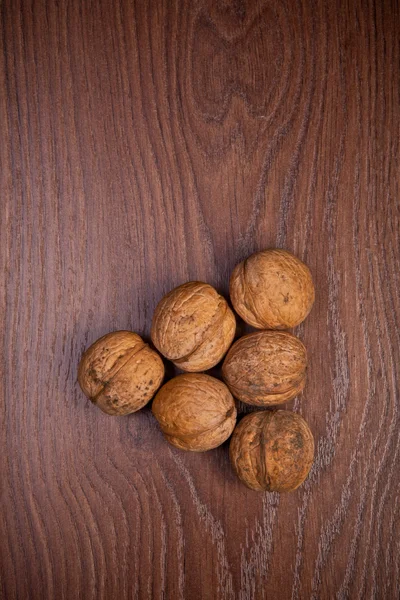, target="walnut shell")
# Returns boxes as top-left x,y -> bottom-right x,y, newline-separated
230,249 -> 315,329
151,282 -> 236,371
230,410 -> 314,491
152,373 -> 237,451
78,331 -> 165,415
222,331 -> 307,406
